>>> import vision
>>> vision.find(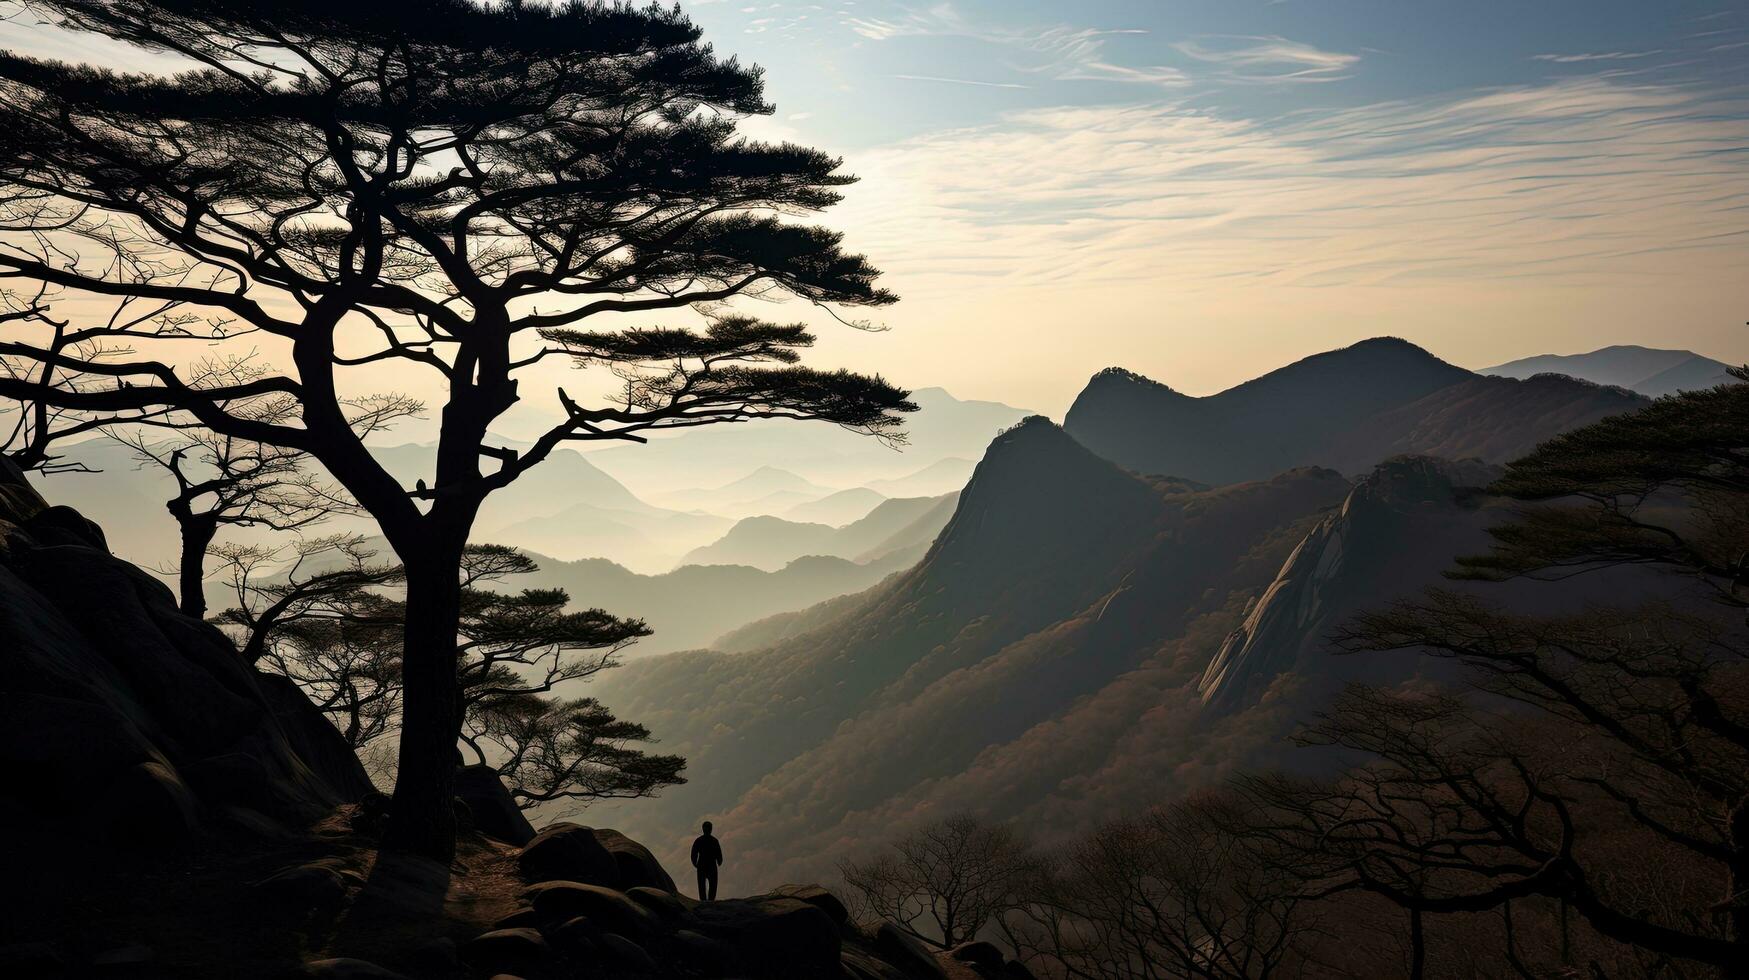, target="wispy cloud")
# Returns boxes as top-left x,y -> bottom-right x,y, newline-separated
843,5 -> 1187,87
1171,34 -> 1359,82
1533,50 -> 1665,63
894,73 -> 1029,89
833,77 -> 1749,295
